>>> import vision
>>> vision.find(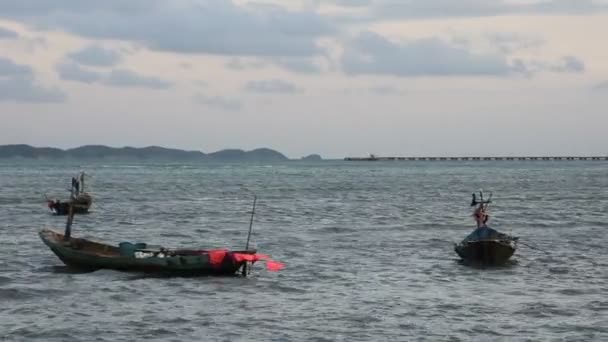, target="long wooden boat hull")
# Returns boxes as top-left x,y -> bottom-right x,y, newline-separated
454,240 -> 516,266
39,229 -> 249,276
